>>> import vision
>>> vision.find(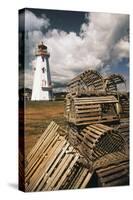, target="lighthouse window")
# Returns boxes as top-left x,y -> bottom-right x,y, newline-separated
42,67 -> 45,73
42,80 -> 46,87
